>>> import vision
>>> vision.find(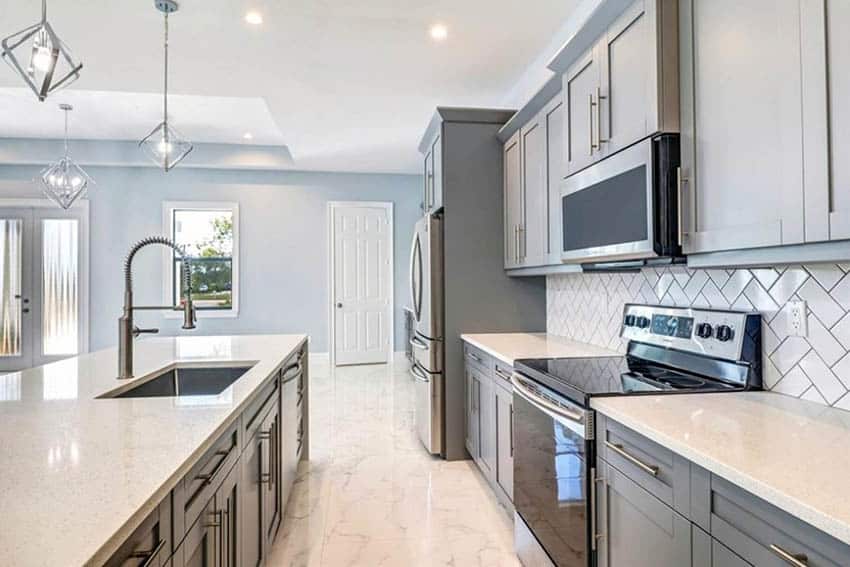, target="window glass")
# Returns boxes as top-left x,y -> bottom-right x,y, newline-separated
171,209 -> 235,311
